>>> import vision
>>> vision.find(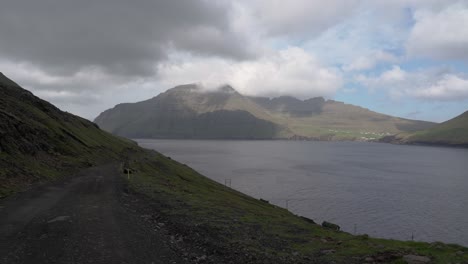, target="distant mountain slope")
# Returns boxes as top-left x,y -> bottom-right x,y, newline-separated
383,111 -> 468,147
95,84 -> 435,140
248,95 -> 434,140
95,84 -> 286,139
0,72 -> 137,197
249,96 -> 326,117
